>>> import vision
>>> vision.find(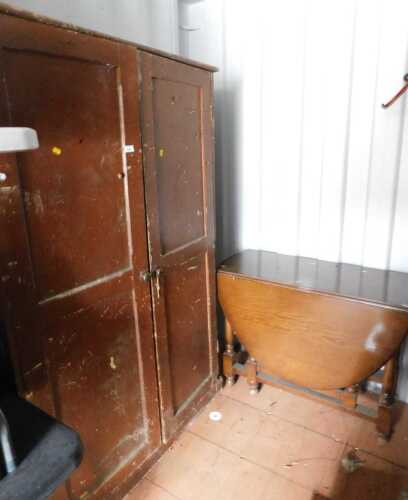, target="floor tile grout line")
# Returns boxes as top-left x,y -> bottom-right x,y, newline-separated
186,429 -> 318,495
221,392 -> 350,443
144,478 -> 183,500
221,391 -> 408,471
